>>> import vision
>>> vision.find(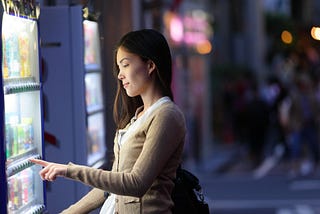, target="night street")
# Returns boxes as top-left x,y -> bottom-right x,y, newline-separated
185,146 -> 320,214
